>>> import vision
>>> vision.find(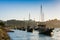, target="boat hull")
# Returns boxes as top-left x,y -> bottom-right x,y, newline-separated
39,28 -> 54,36
27,28 -> 33,32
